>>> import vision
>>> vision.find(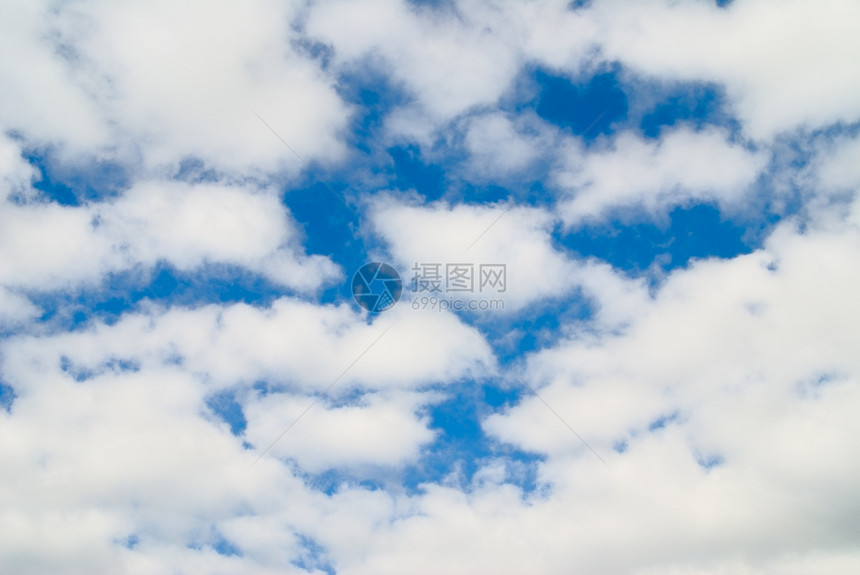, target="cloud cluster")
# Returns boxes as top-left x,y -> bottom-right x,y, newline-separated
2,0 -> 860,573
556,126 -> 766,224
1,0 -> 349,173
